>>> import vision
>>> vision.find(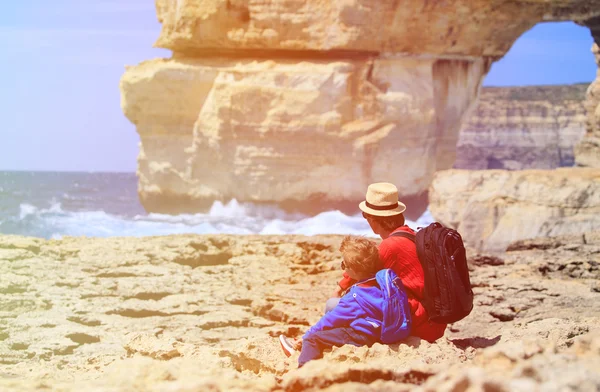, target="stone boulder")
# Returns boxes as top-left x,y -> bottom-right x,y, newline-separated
429,168 -> 600,252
